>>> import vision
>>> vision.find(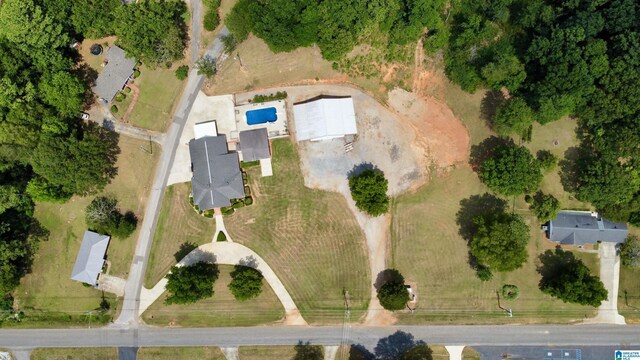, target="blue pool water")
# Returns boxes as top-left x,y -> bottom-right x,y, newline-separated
246,107 -> 278,125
